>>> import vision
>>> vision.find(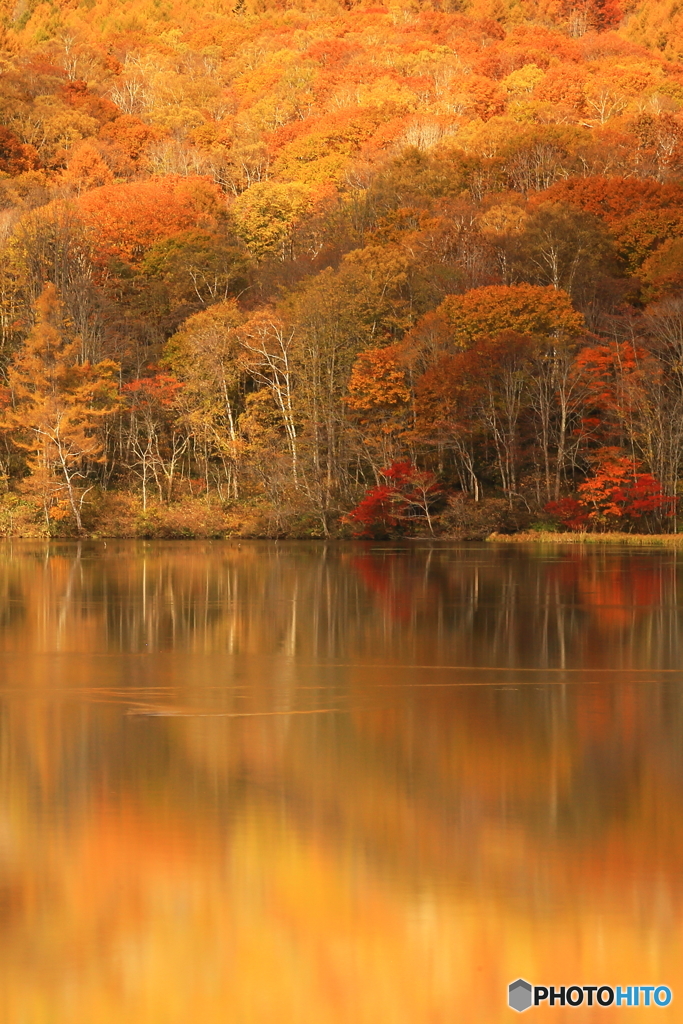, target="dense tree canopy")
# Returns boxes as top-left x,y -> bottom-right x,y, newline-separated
1,0 -> 683,535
